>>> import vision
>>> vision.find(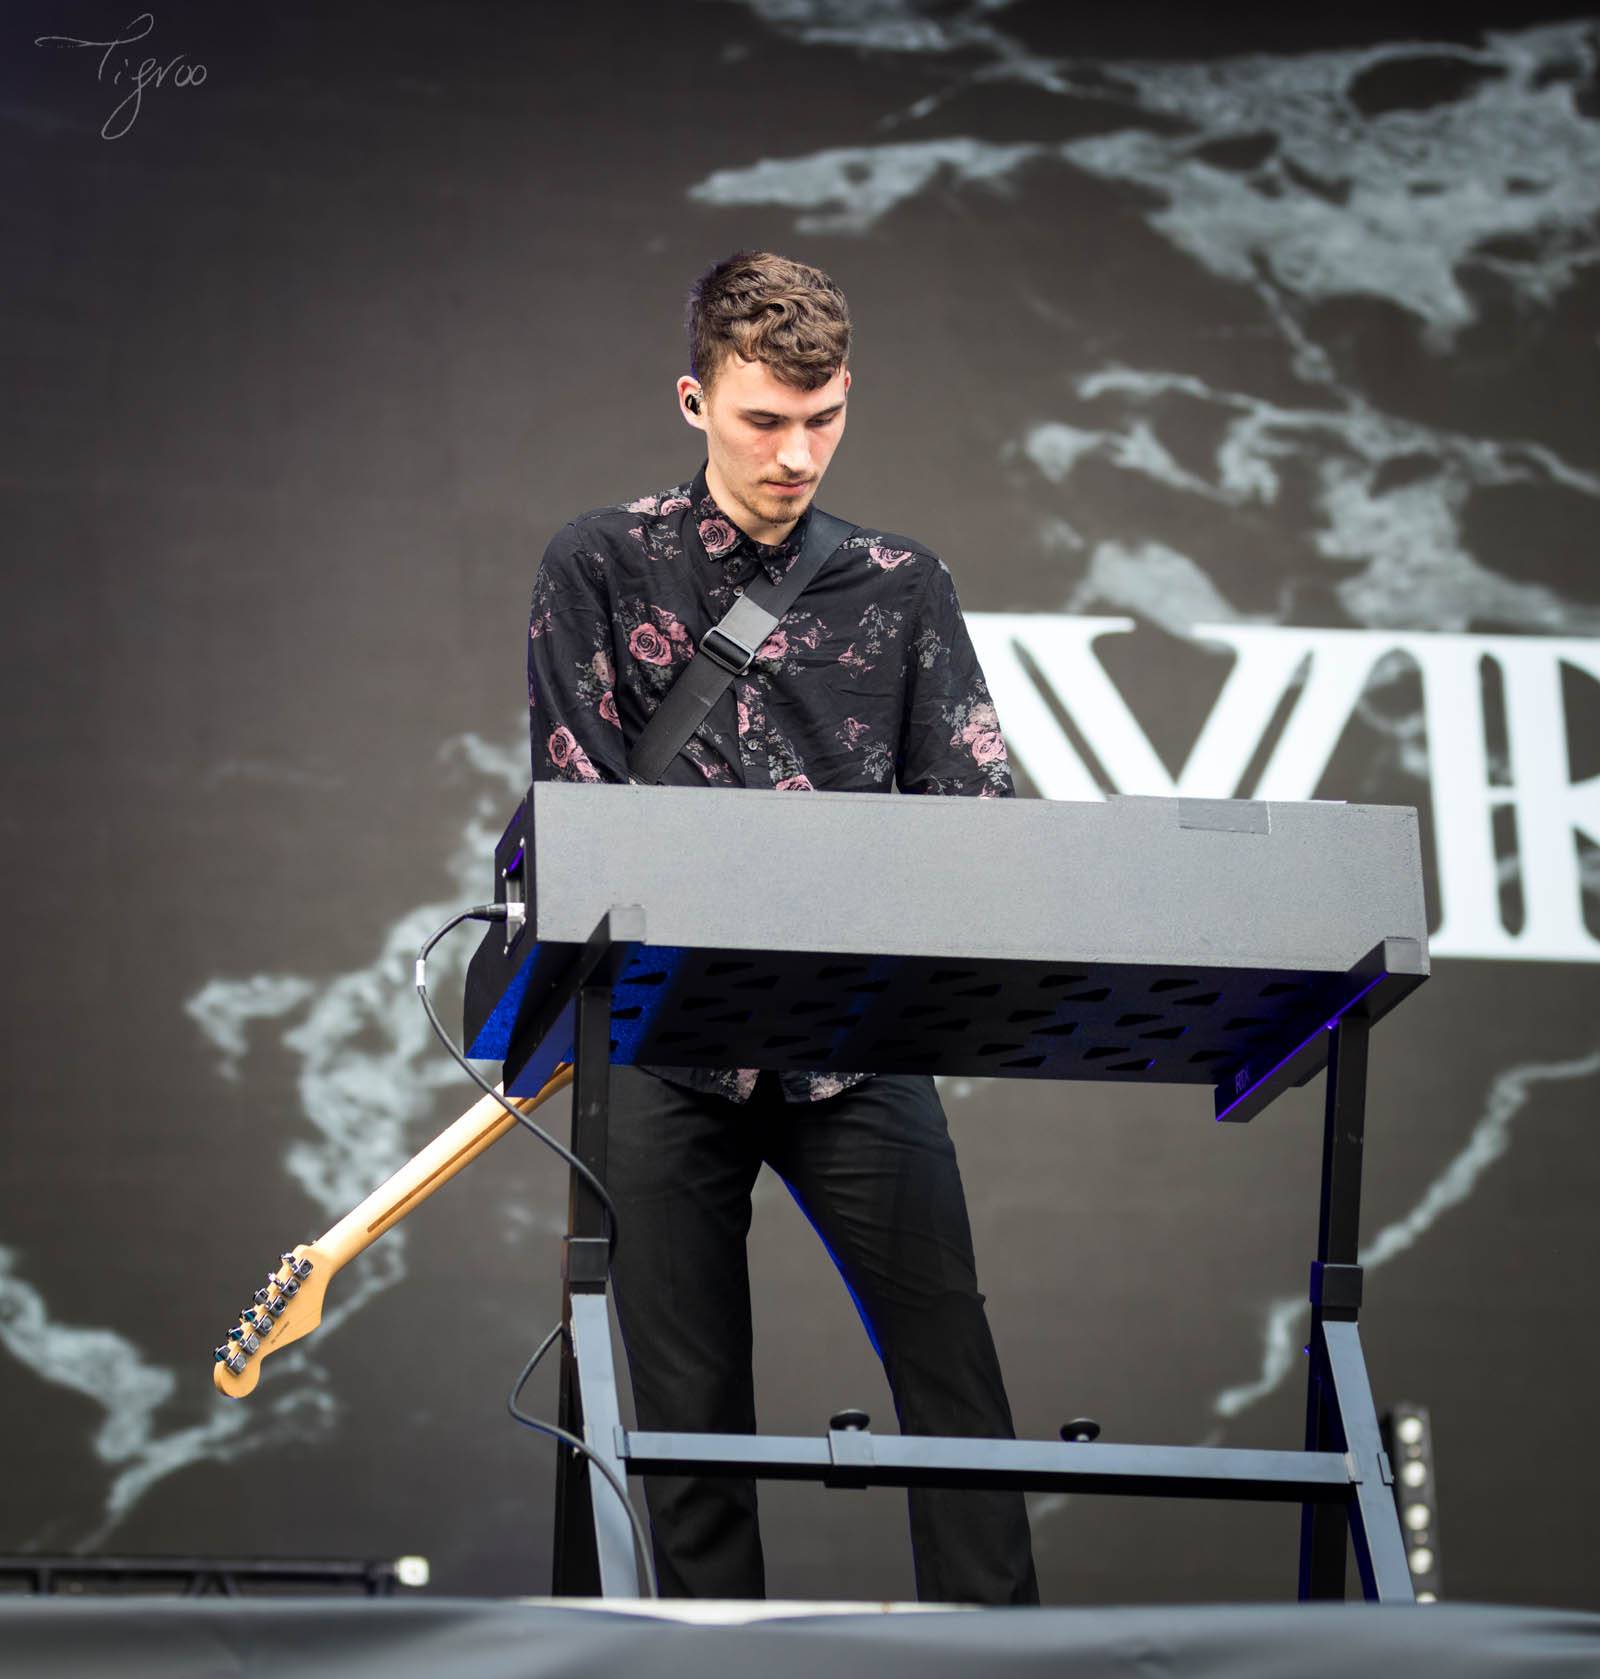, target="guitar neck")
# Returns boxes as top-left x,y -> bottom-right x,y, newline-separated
316,1067 -> 575,1270
215,1064 -> 578,1398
